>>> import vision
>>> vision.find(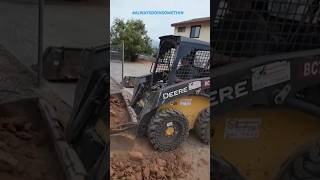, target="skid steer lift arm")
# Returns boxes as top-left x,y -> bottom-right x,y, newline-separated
212,48 -> 320,116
